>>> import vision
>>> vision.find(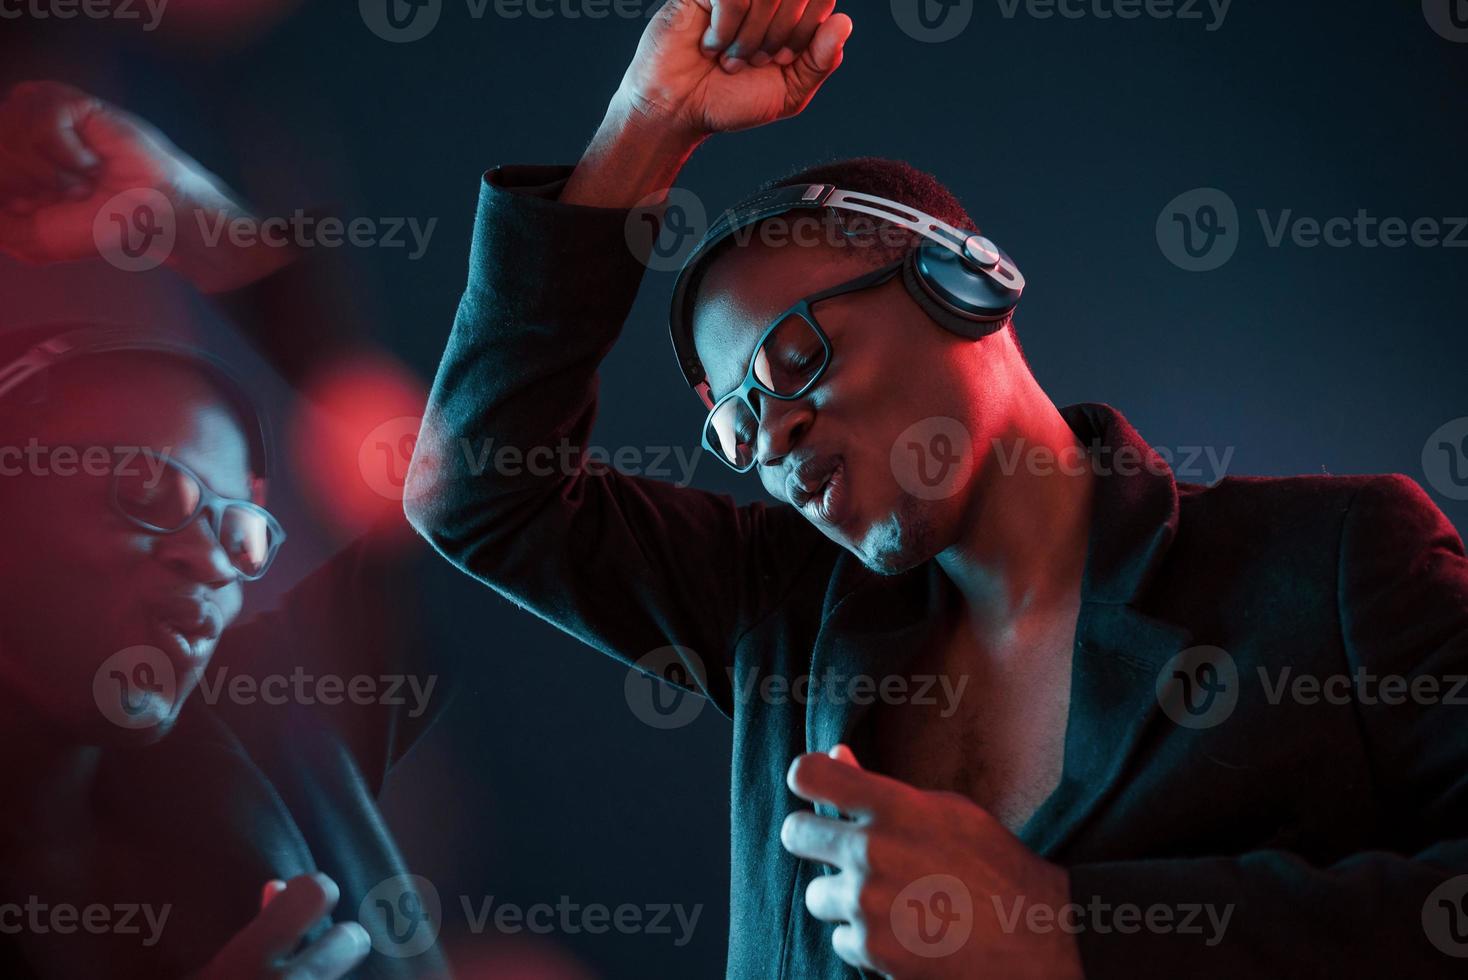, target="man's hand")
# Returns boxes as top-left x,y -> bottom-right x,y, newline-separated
781,746 -> 1085,980
562,0 -> 851,208
0,81 -> 289,291
619,0 -> 853,137
191,873 -> 371,980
